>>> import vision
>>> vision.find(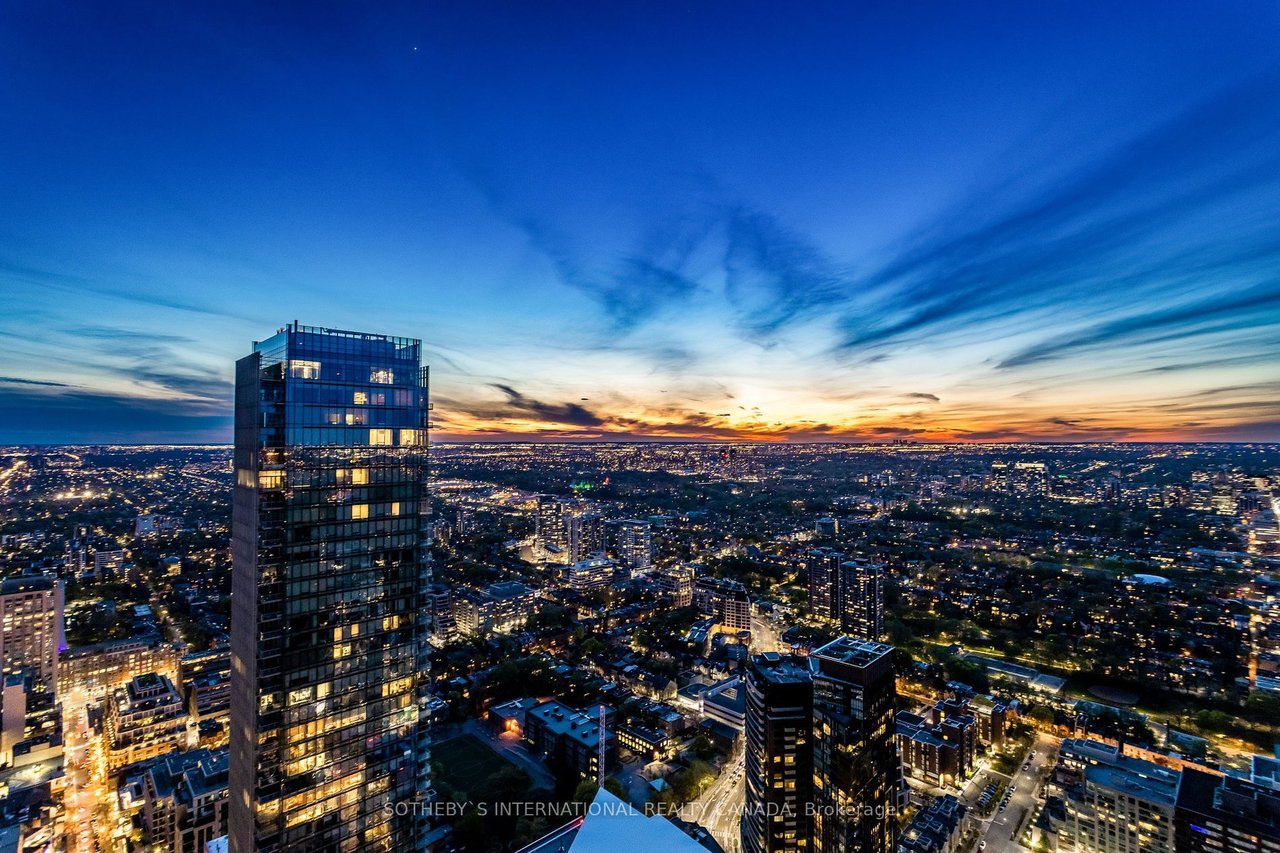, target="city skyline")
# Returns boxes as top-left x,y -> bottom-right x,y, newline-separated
2,436 -> 1278,852
2,2 -> 1280,445
3,7 -> 1280,849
